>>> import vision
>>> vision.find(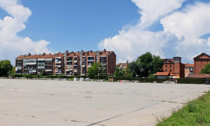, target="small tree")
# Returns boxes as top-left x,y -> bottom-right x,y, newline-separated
87,63 -> 101,79
40,70 -> 46,76
201,63 -> 210,74
0,60 -> 13,77
114,65 -> 124,77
